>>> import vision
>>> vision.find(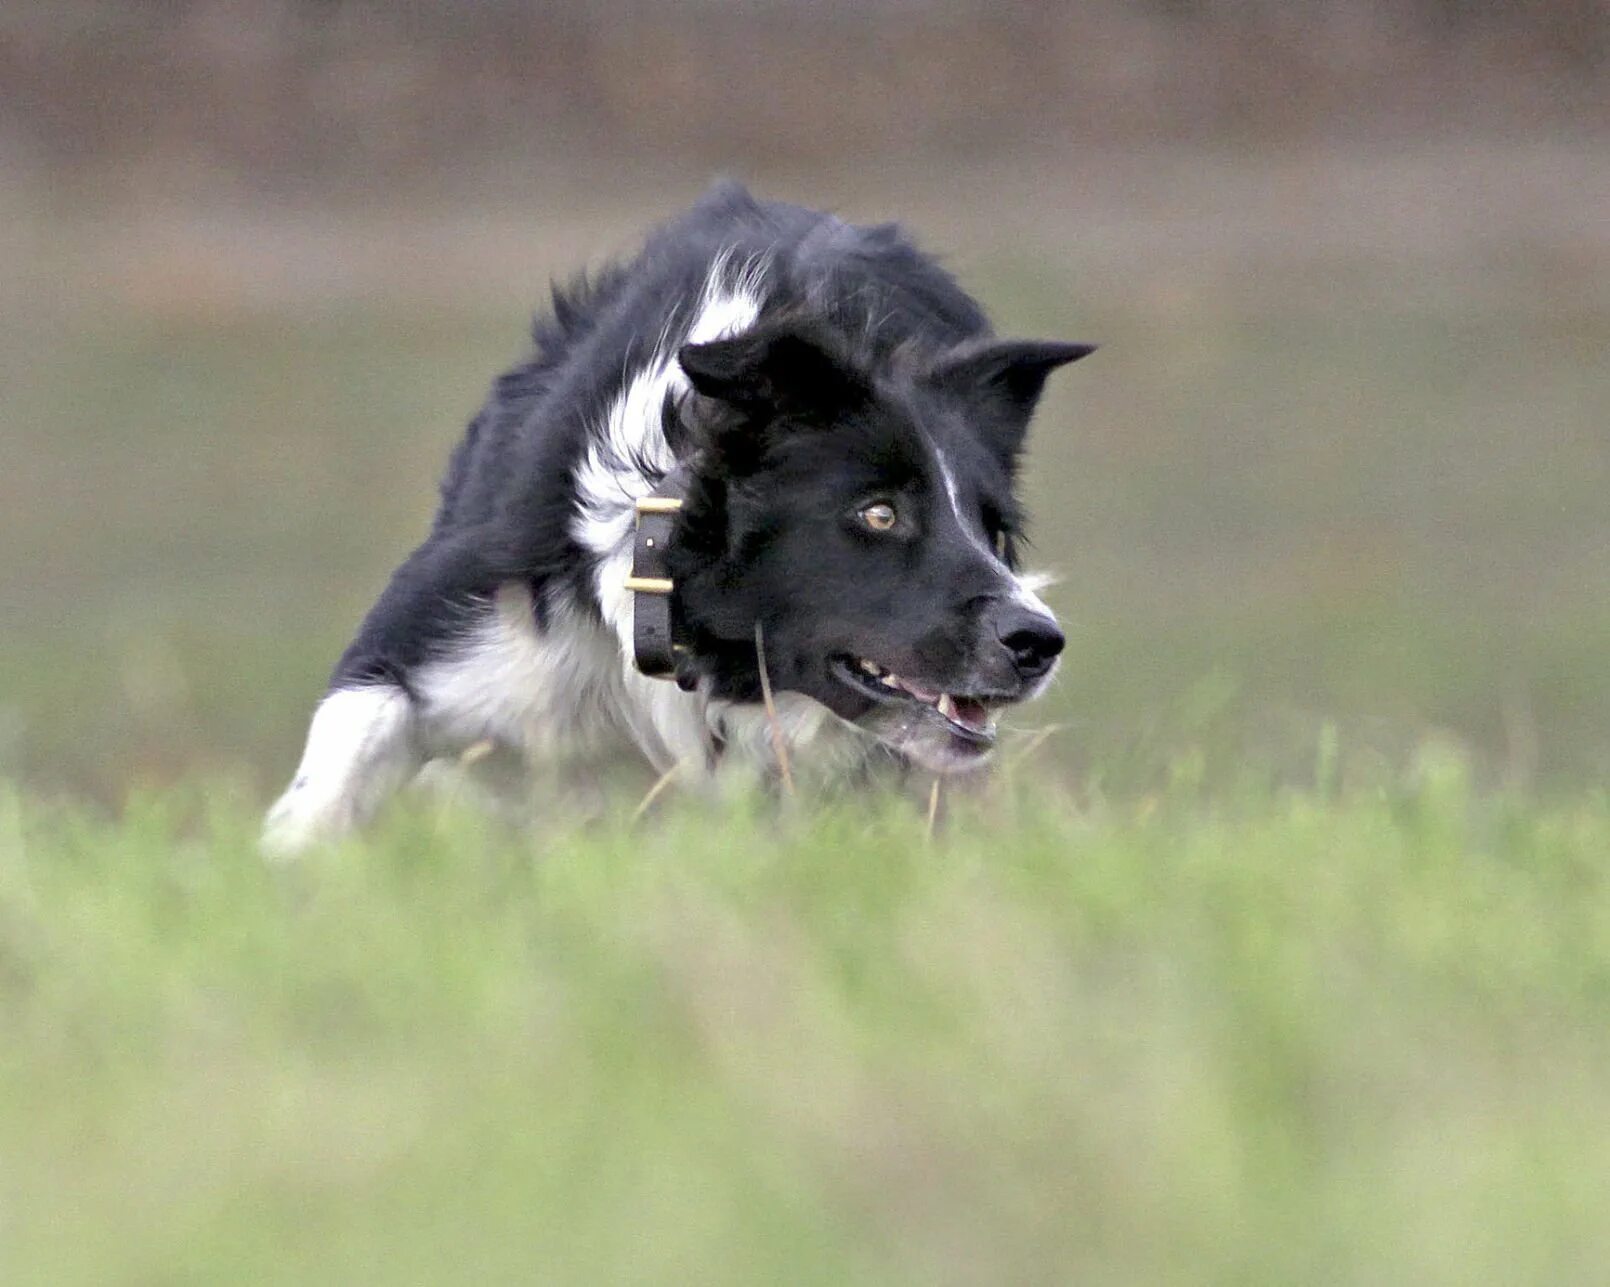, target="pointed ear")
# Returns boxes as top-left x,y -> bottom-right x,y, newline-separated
678,324 -> 867,414
929,339 -> 1095,451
